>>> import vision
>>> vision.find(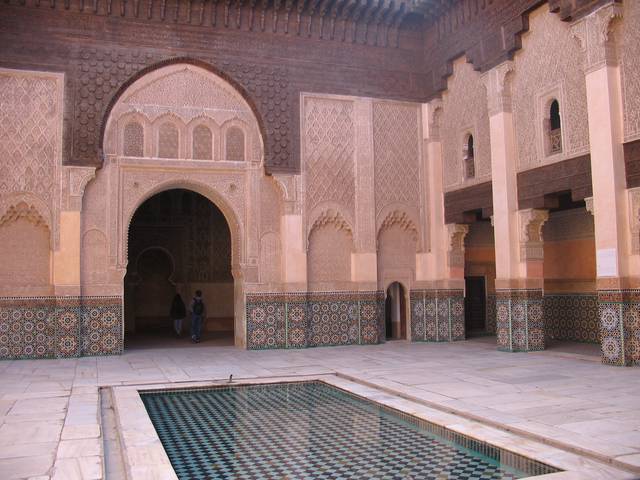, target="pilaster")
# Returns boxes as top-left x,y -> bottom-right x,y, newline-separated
573,3 -> 637,365
482,61 -> 547,352
418,100 -> 449,283
352,98 -> 378,289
